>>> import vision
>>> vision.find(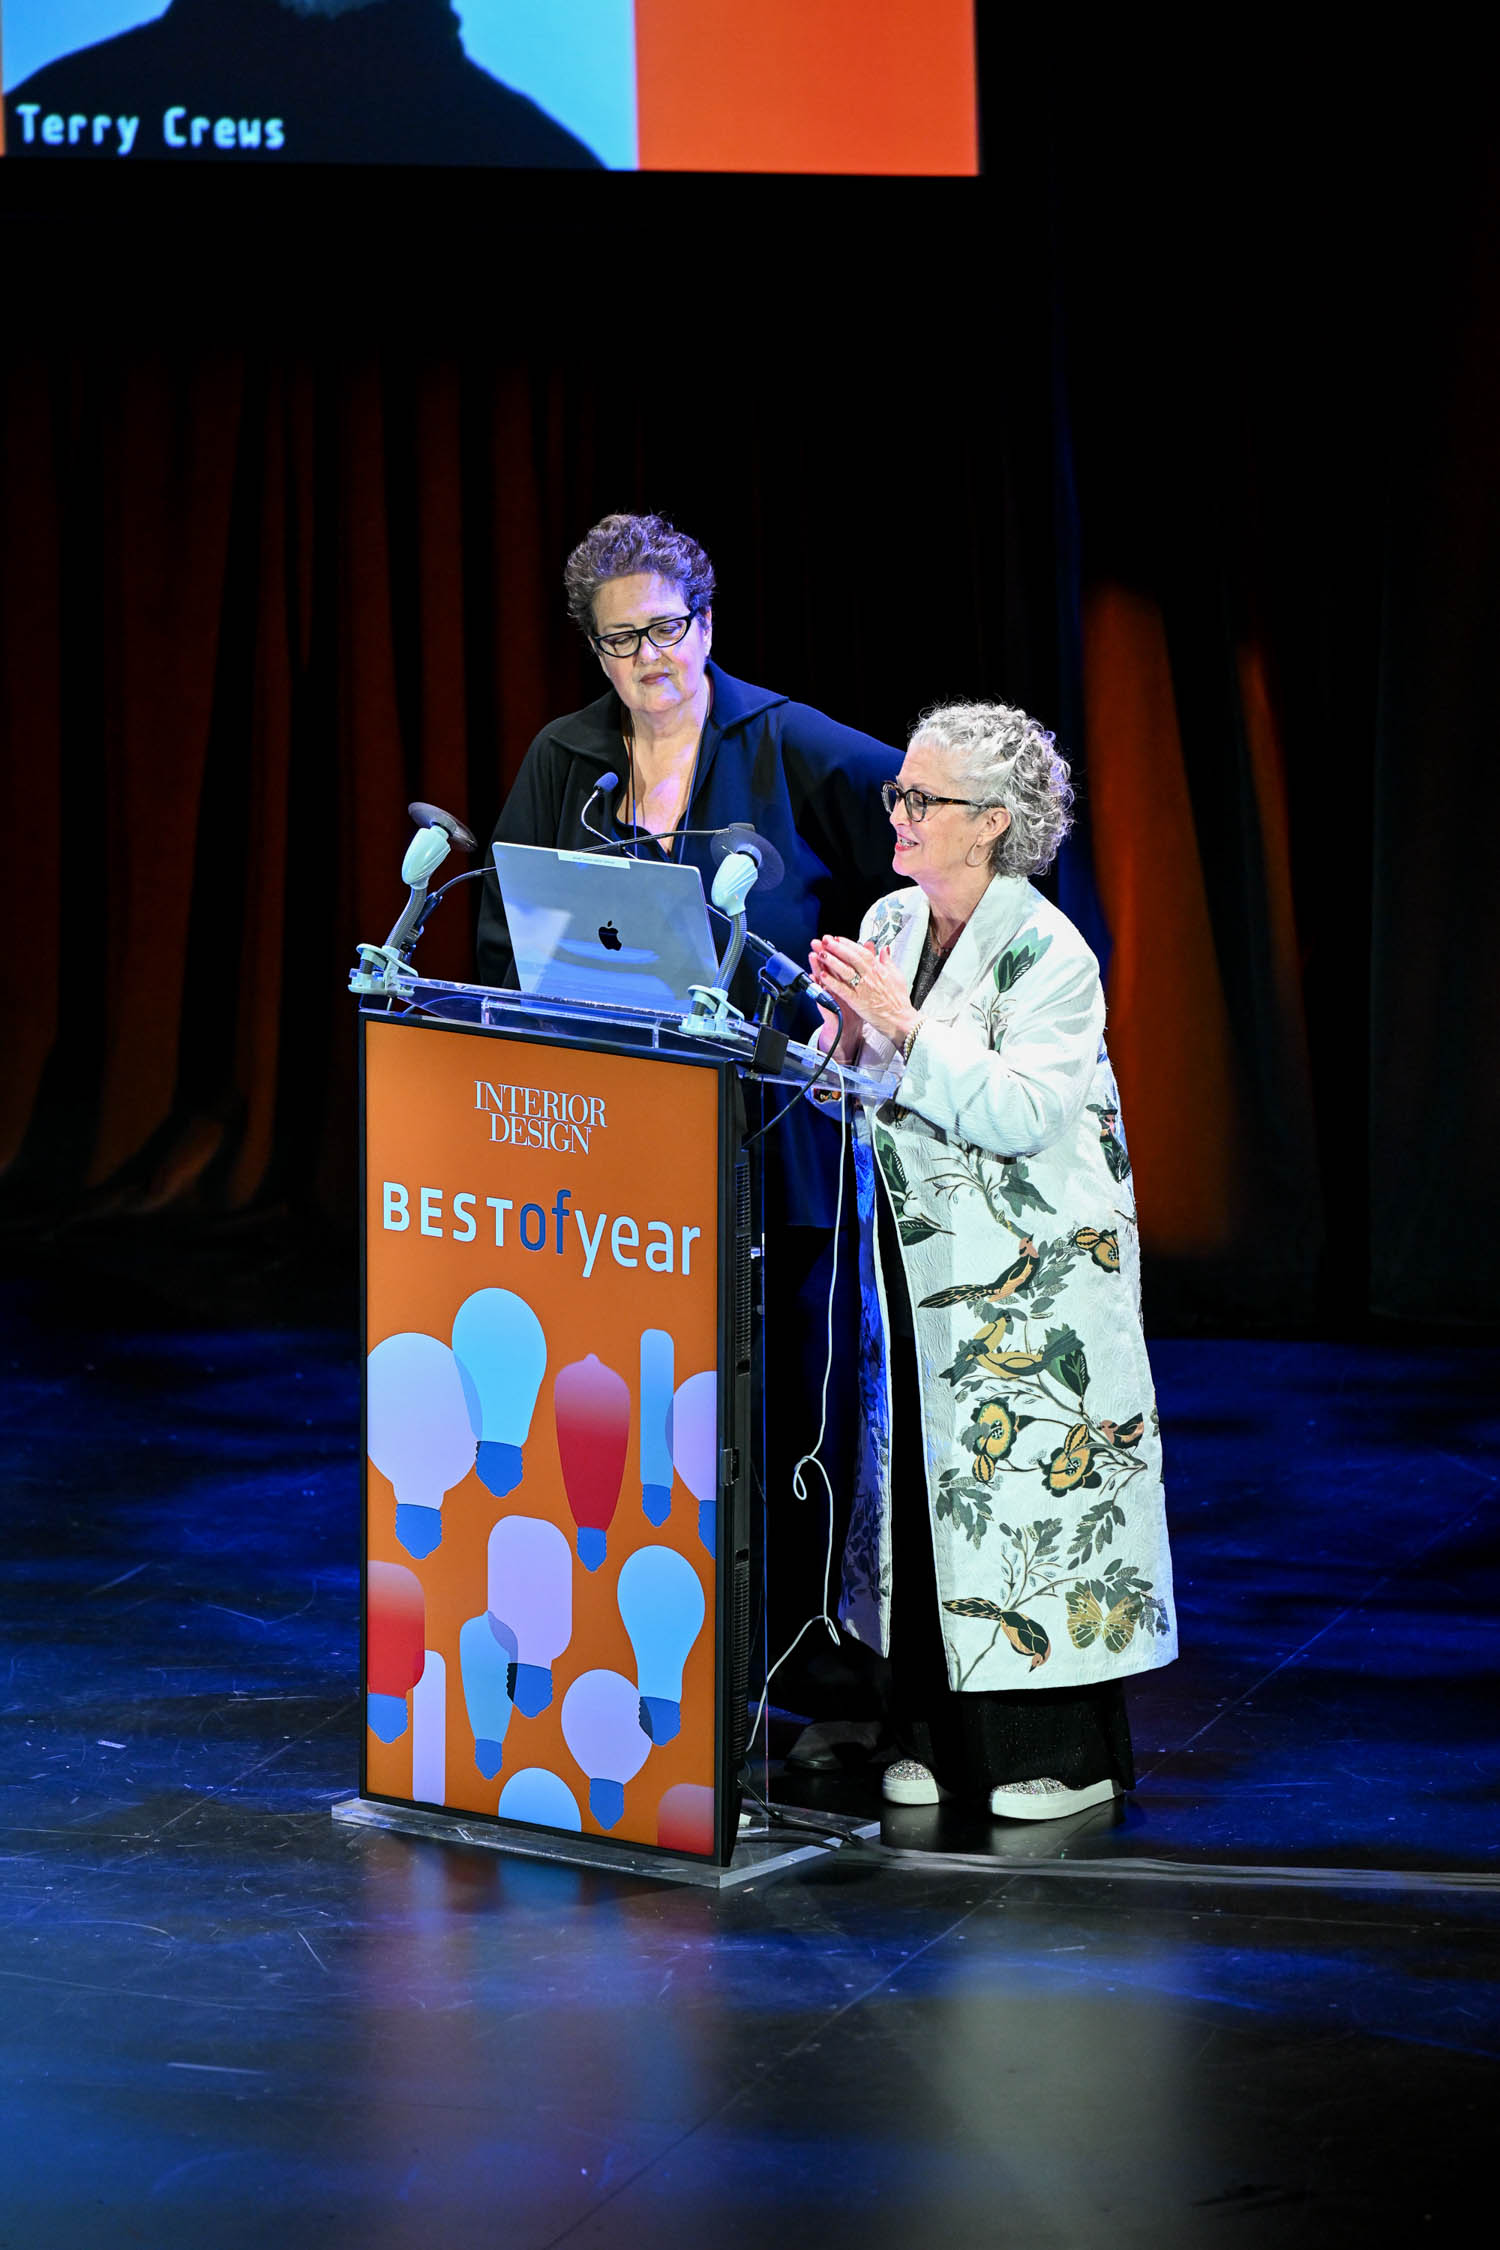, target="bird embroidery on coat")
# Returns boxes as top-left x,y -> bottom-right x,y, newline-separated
918,1229 -> 1169,1673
